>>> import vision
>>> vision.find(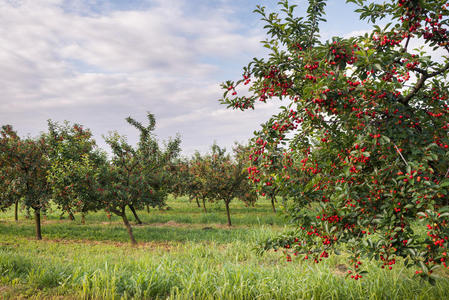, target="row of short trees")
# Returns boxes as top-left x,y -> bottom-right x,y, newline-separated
171,143 -> 258,226
0,113 -> 271,243
0,113 -> 180,245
